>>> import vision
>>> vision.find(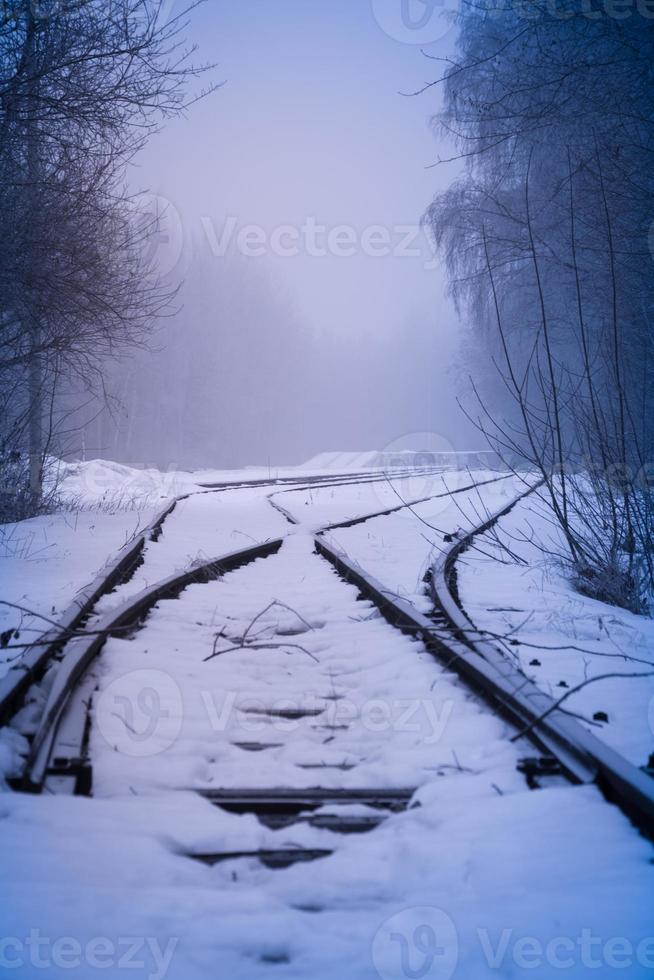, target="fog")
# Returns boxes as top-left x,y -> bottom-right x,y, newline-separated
79,0 -> 477,469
